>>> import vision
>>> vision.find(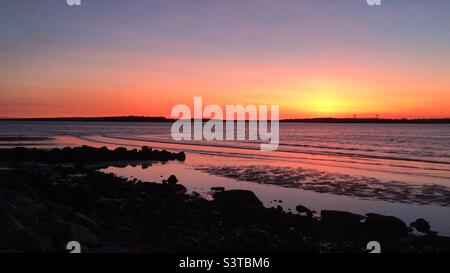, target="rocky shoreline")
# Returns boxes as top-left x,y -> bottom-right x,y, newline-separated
0,146 -> 449,253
